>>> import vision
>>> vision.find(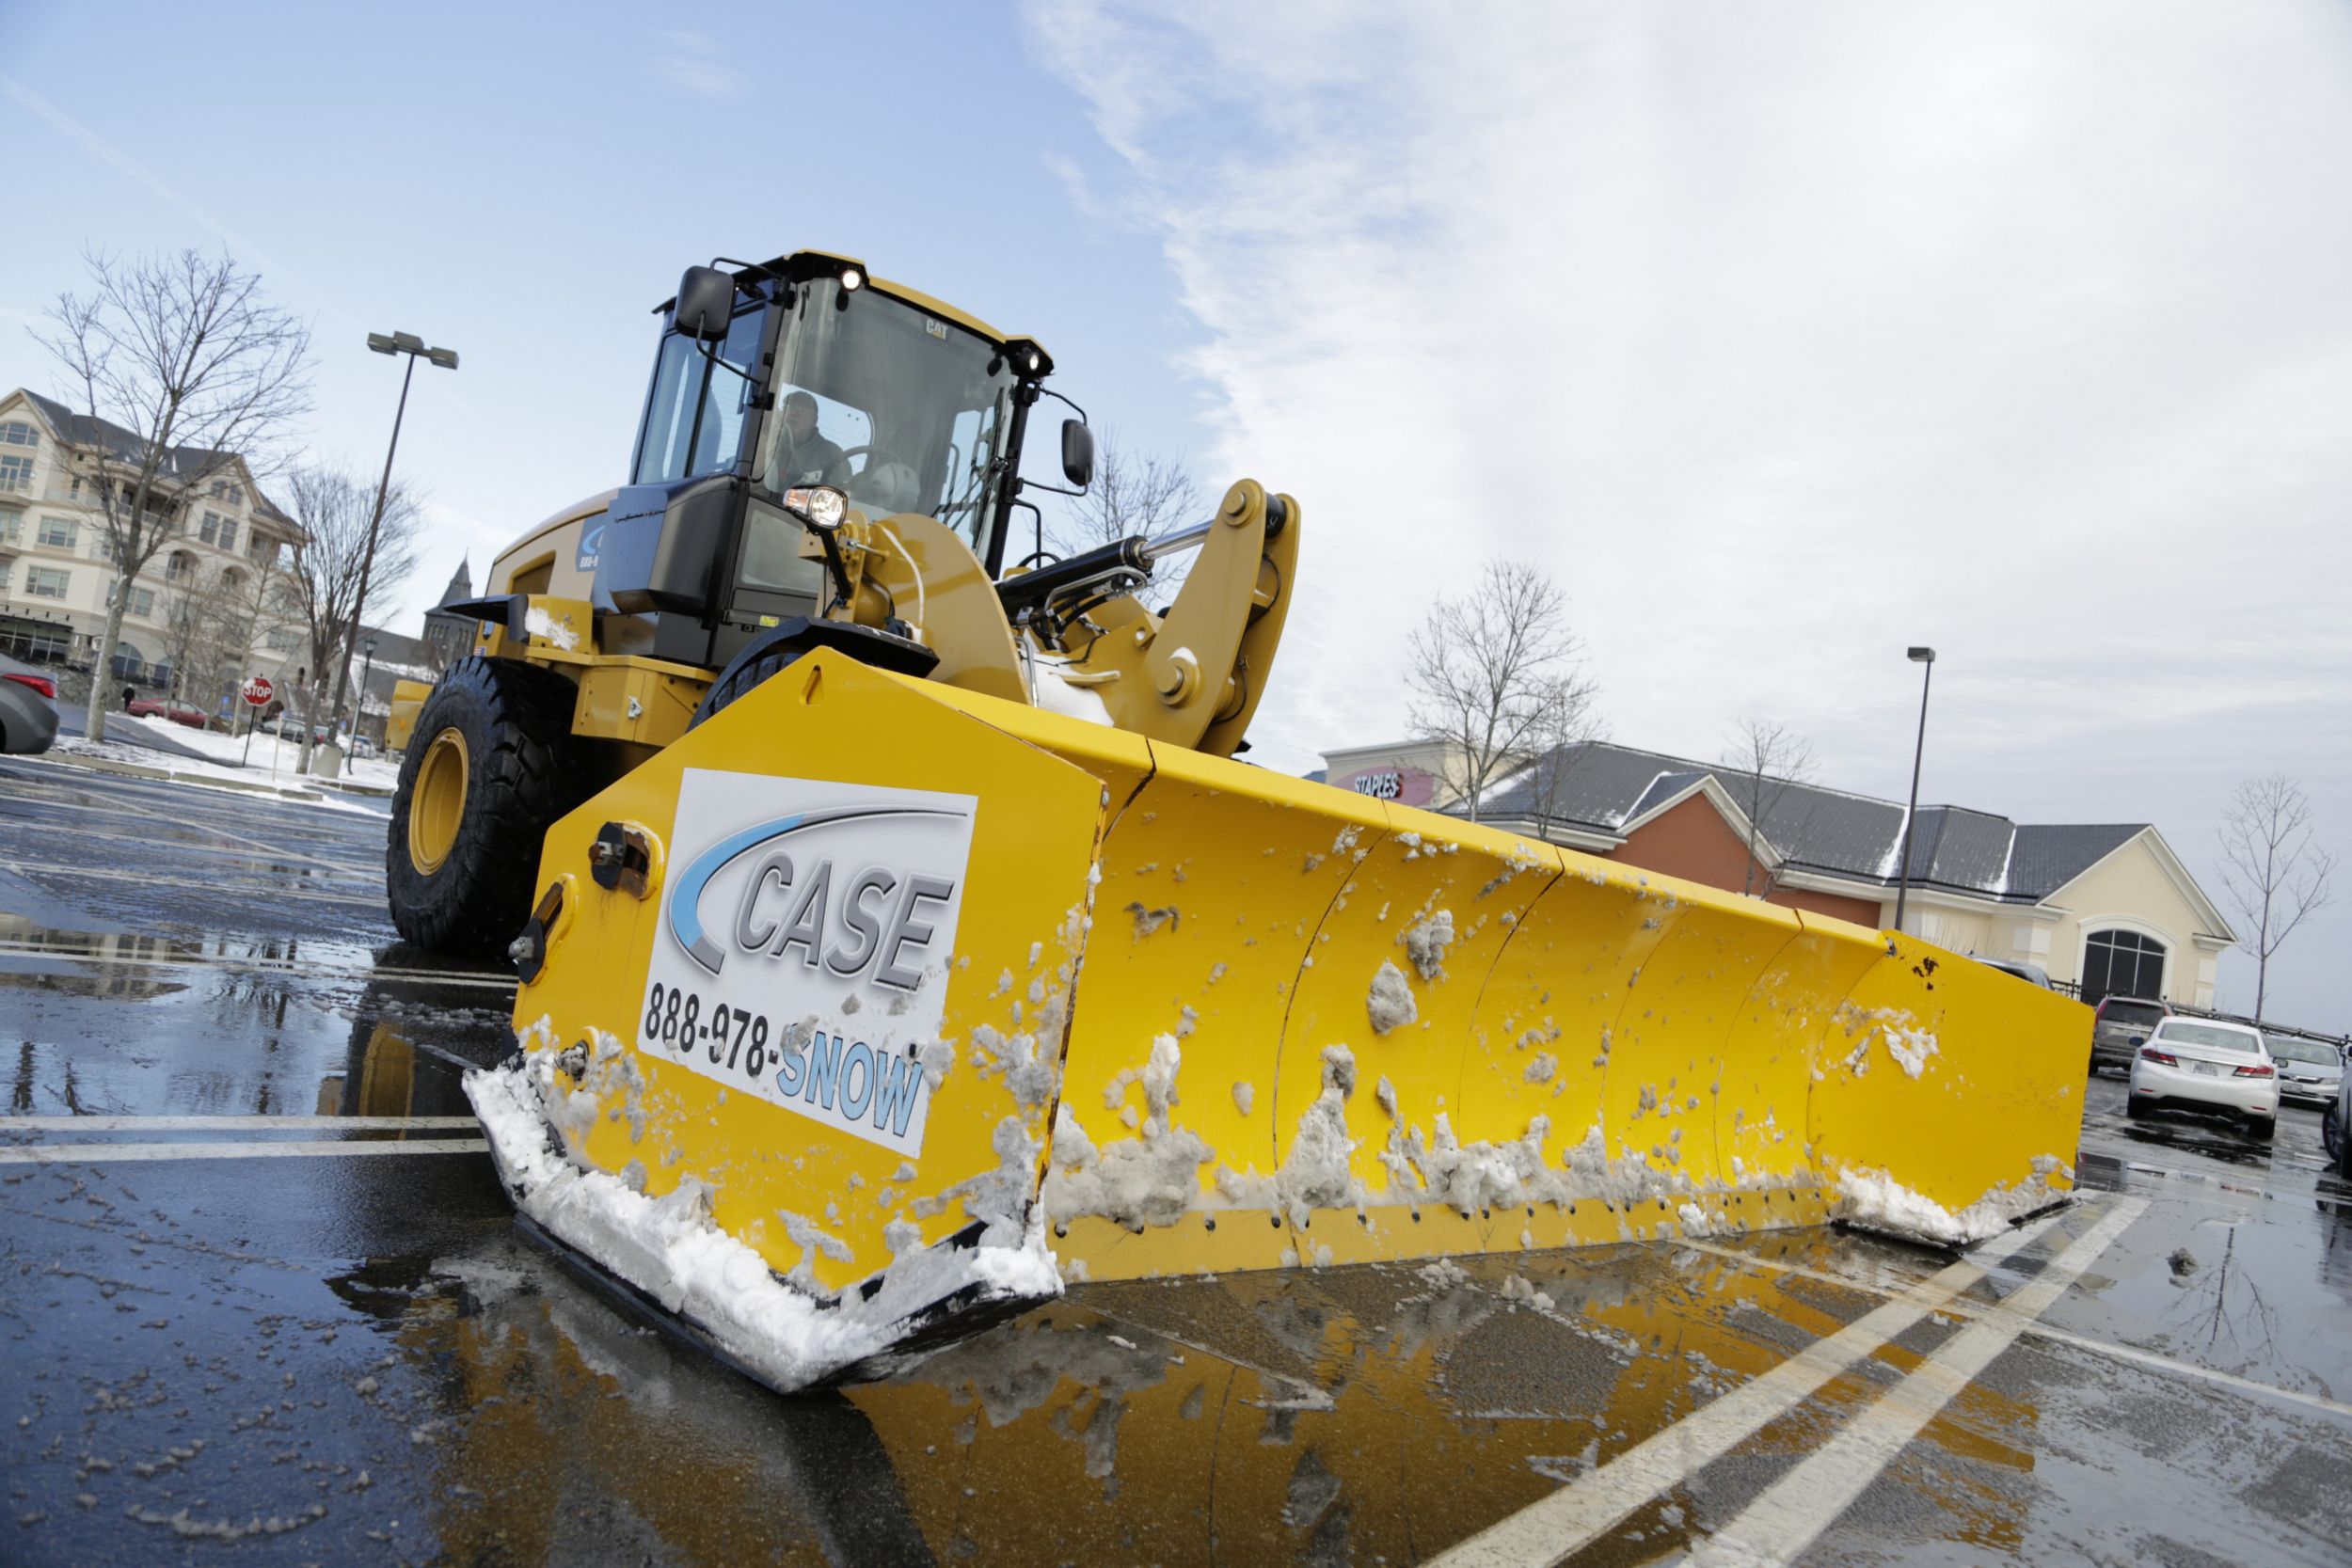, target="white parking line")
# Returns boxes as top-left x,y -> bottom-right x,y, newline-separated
0,1138 -> 489,1164
1422,1209 -> 2070,1568
1,773 -> 375,876
2,861 -> 386,908
0,943 -> 518,990
1684,1197 -> 2147,1566
1682,1234 -> 2352,1425
3,1116 -> 480,1132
